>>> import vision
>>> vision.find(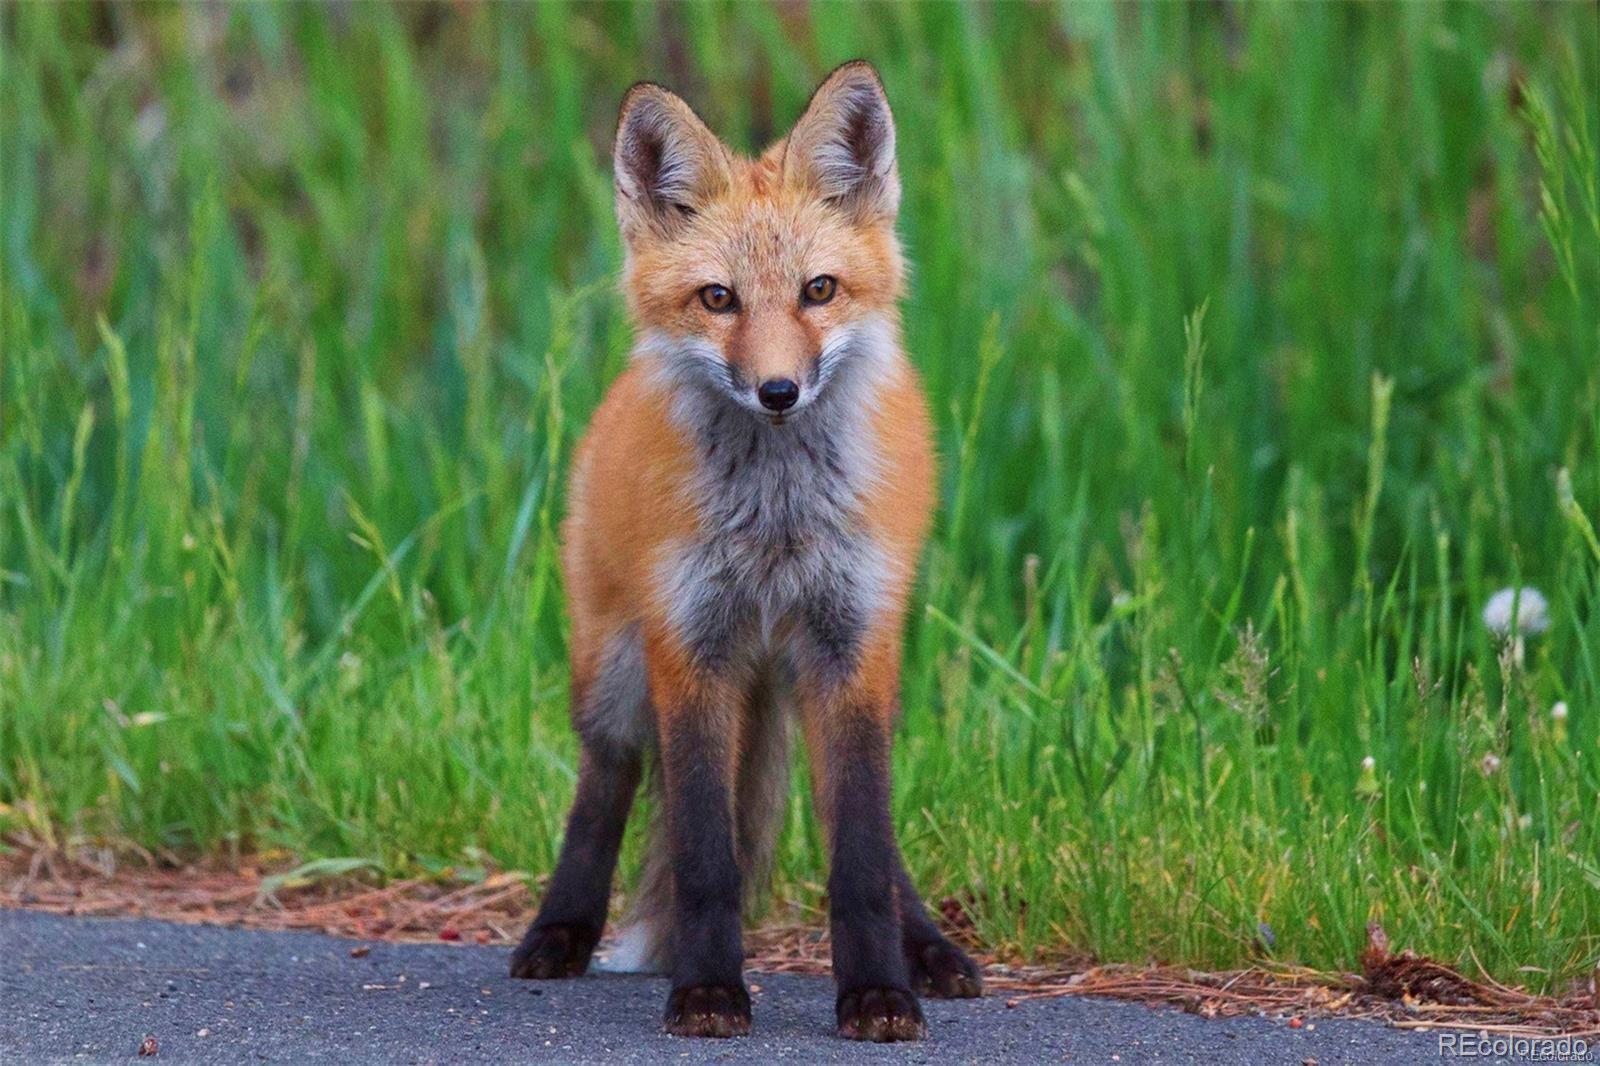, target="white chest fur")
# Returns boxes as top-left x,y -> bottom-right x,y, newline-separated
646,322 -> 898,675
